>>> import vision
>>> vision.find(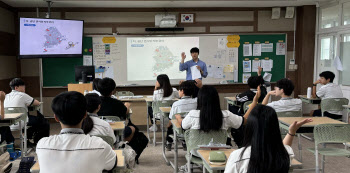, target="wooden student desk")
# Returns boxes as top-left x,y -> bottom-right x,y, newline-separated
30,150 -> 125,172
198,149 -> 235,172
0,113 -> 27,157
278,117 -> 346,133
159,107 -> 172,167
170,119 -> 182,173
298,95 -> 321,104
67,83 -> 93,94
